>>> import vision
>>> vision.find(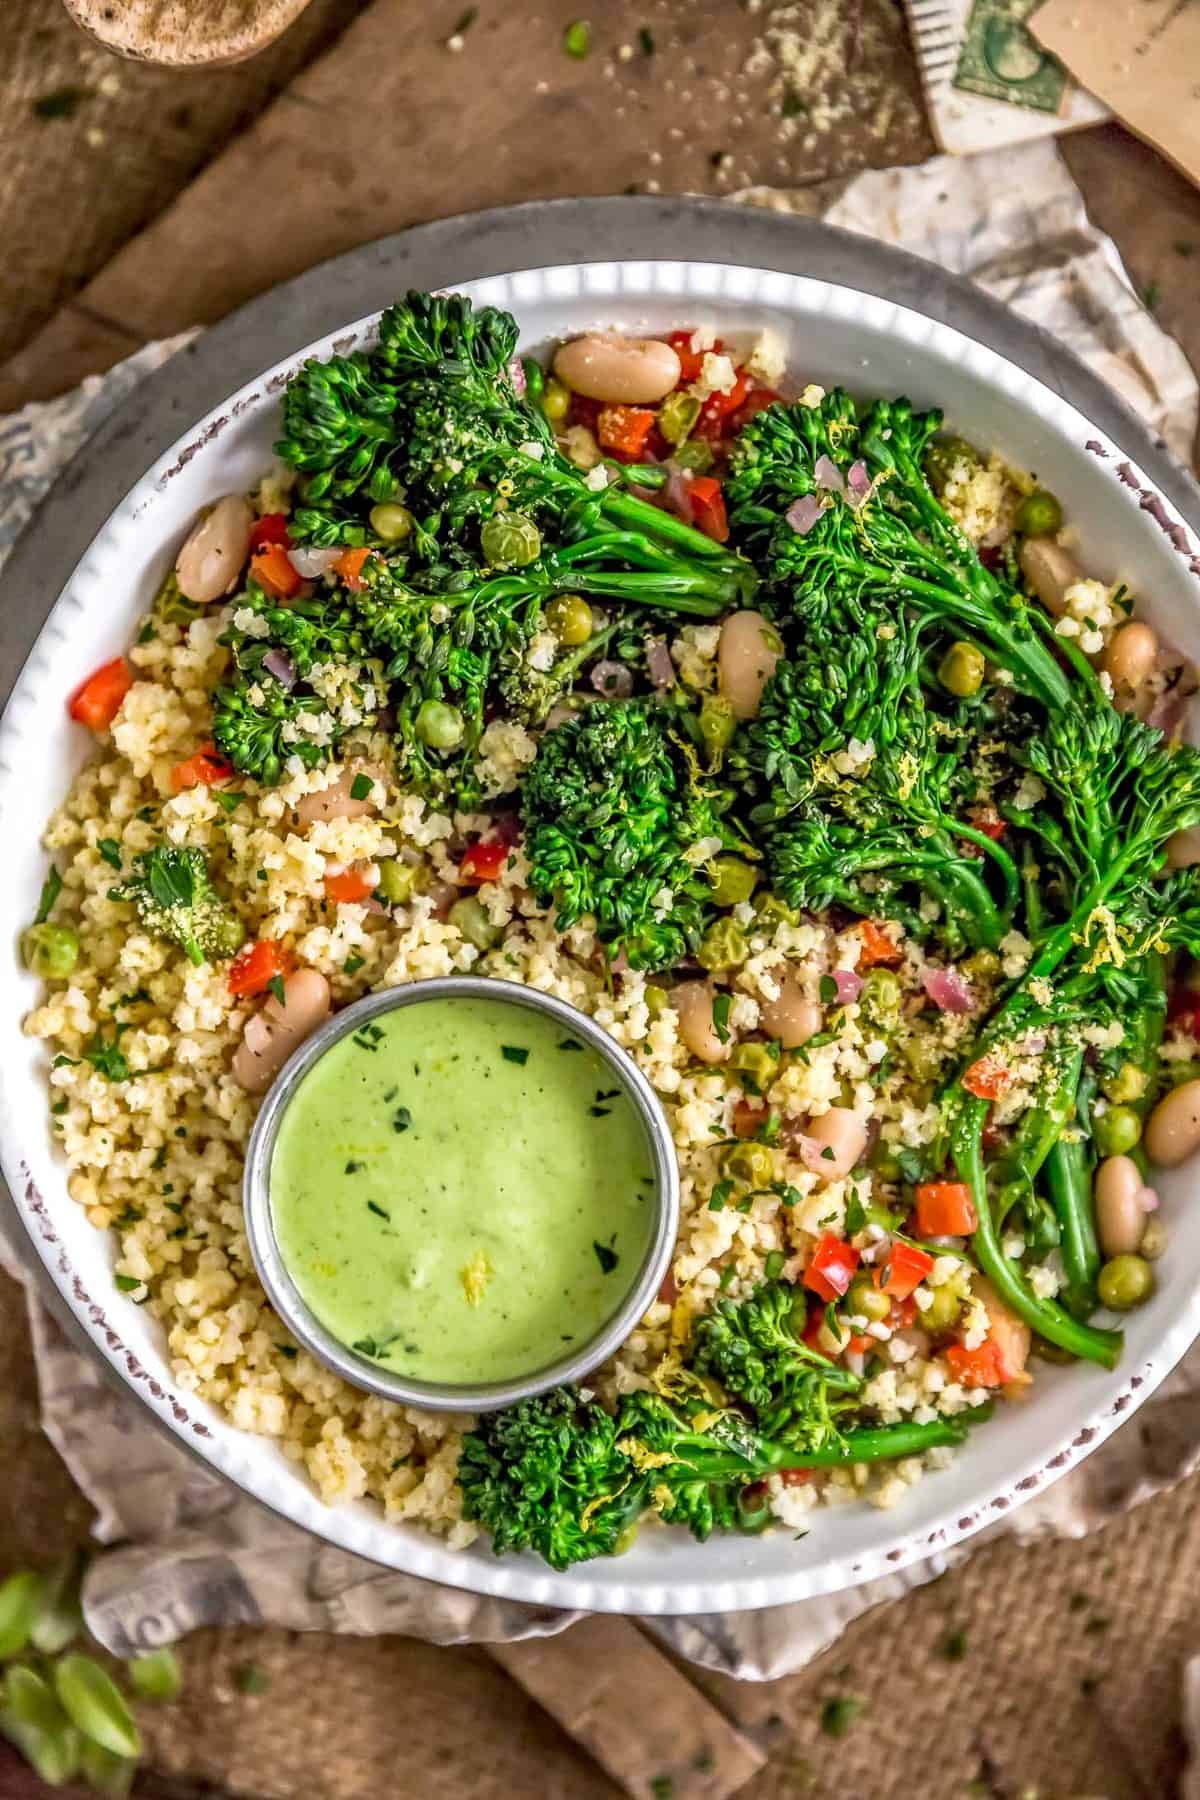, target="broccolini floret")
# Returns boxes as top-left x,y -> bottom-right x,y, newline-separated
109,847 -> 244,966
